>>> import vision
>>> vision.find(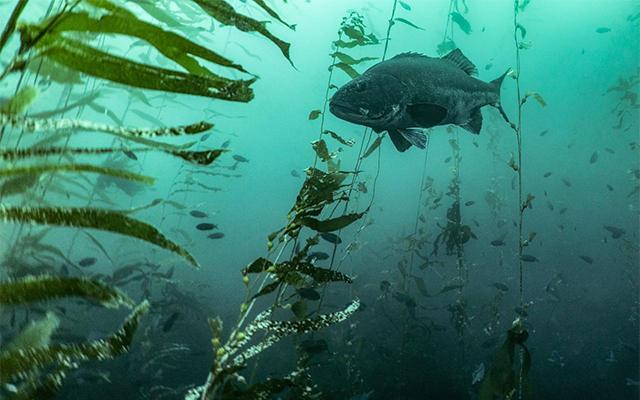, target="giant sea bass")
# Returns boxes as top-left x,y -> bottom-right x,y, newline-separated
329,49 -> 510,152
